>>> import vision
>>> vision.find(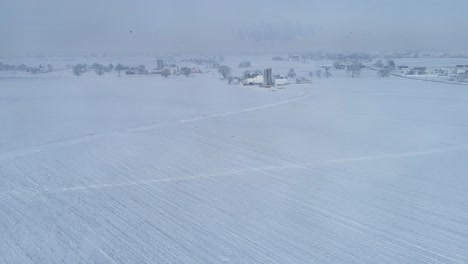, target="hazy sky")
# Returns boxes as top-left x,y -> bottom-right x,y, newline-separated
2,0 -> 468,56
